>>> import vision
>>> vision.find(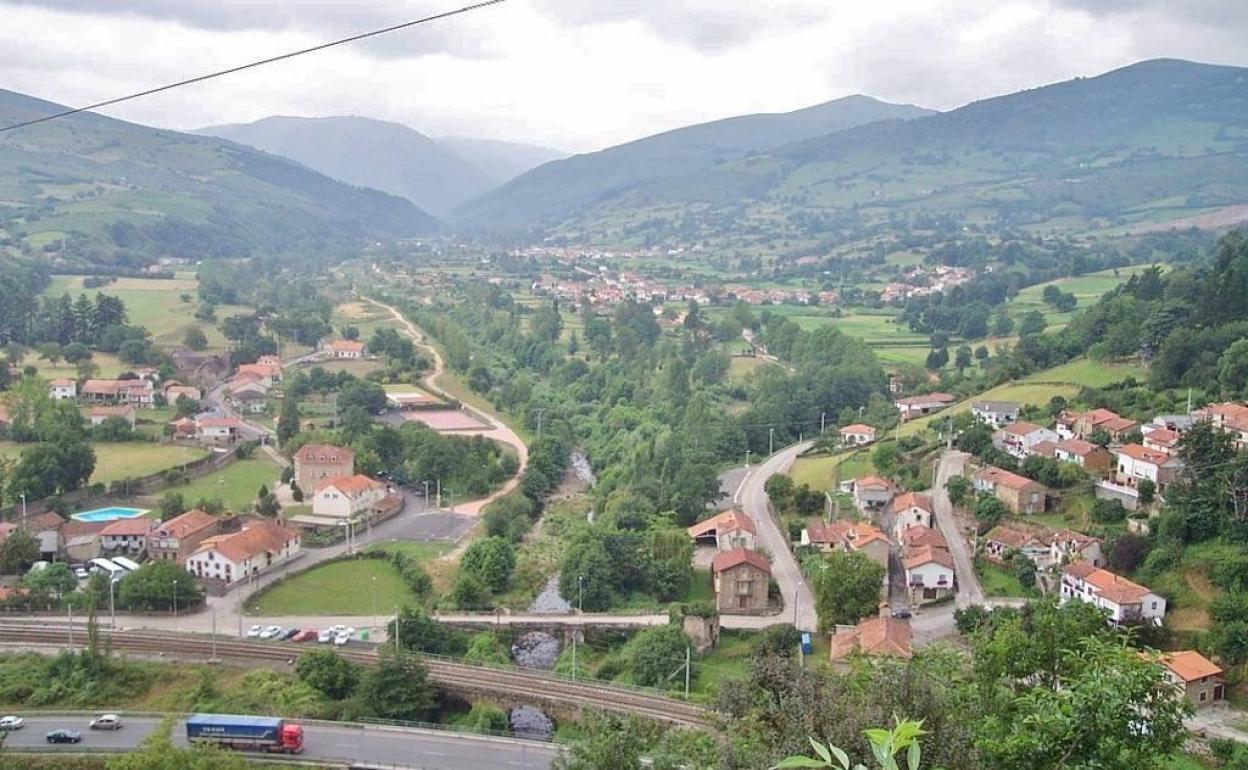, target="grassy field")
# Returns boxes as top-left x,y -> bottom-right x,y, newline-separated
167,456 -> 282,511
45,274 -> 249,351
901,382 -> 1083,438
246,557 -> 425,616
727,356 -> 776,382
789,449 -> 874,493
1021,358 -> 1148,388
32,351 -> 127,379
298,358 -> 383,376
1007,265 -> 1161,325
367,539 -> 452,561
979,562 -> 1035,598
90,442 -> 209,484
